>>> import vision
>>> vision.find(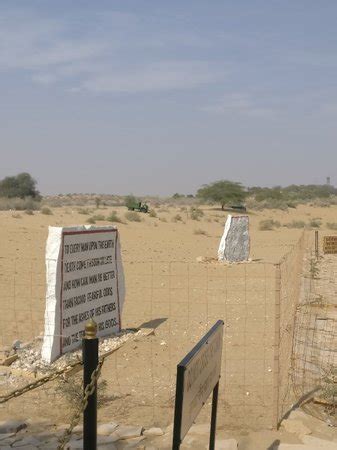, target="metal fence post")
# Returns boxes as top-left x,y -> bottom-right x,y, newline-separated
209,381 -> 219,450
315,230 -> 319,259
83,319 -> 98,450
